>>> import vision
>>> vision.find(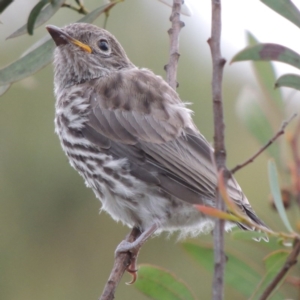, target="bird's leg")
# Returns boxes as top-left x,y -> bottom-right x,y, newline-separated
115,223 -> 158,283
